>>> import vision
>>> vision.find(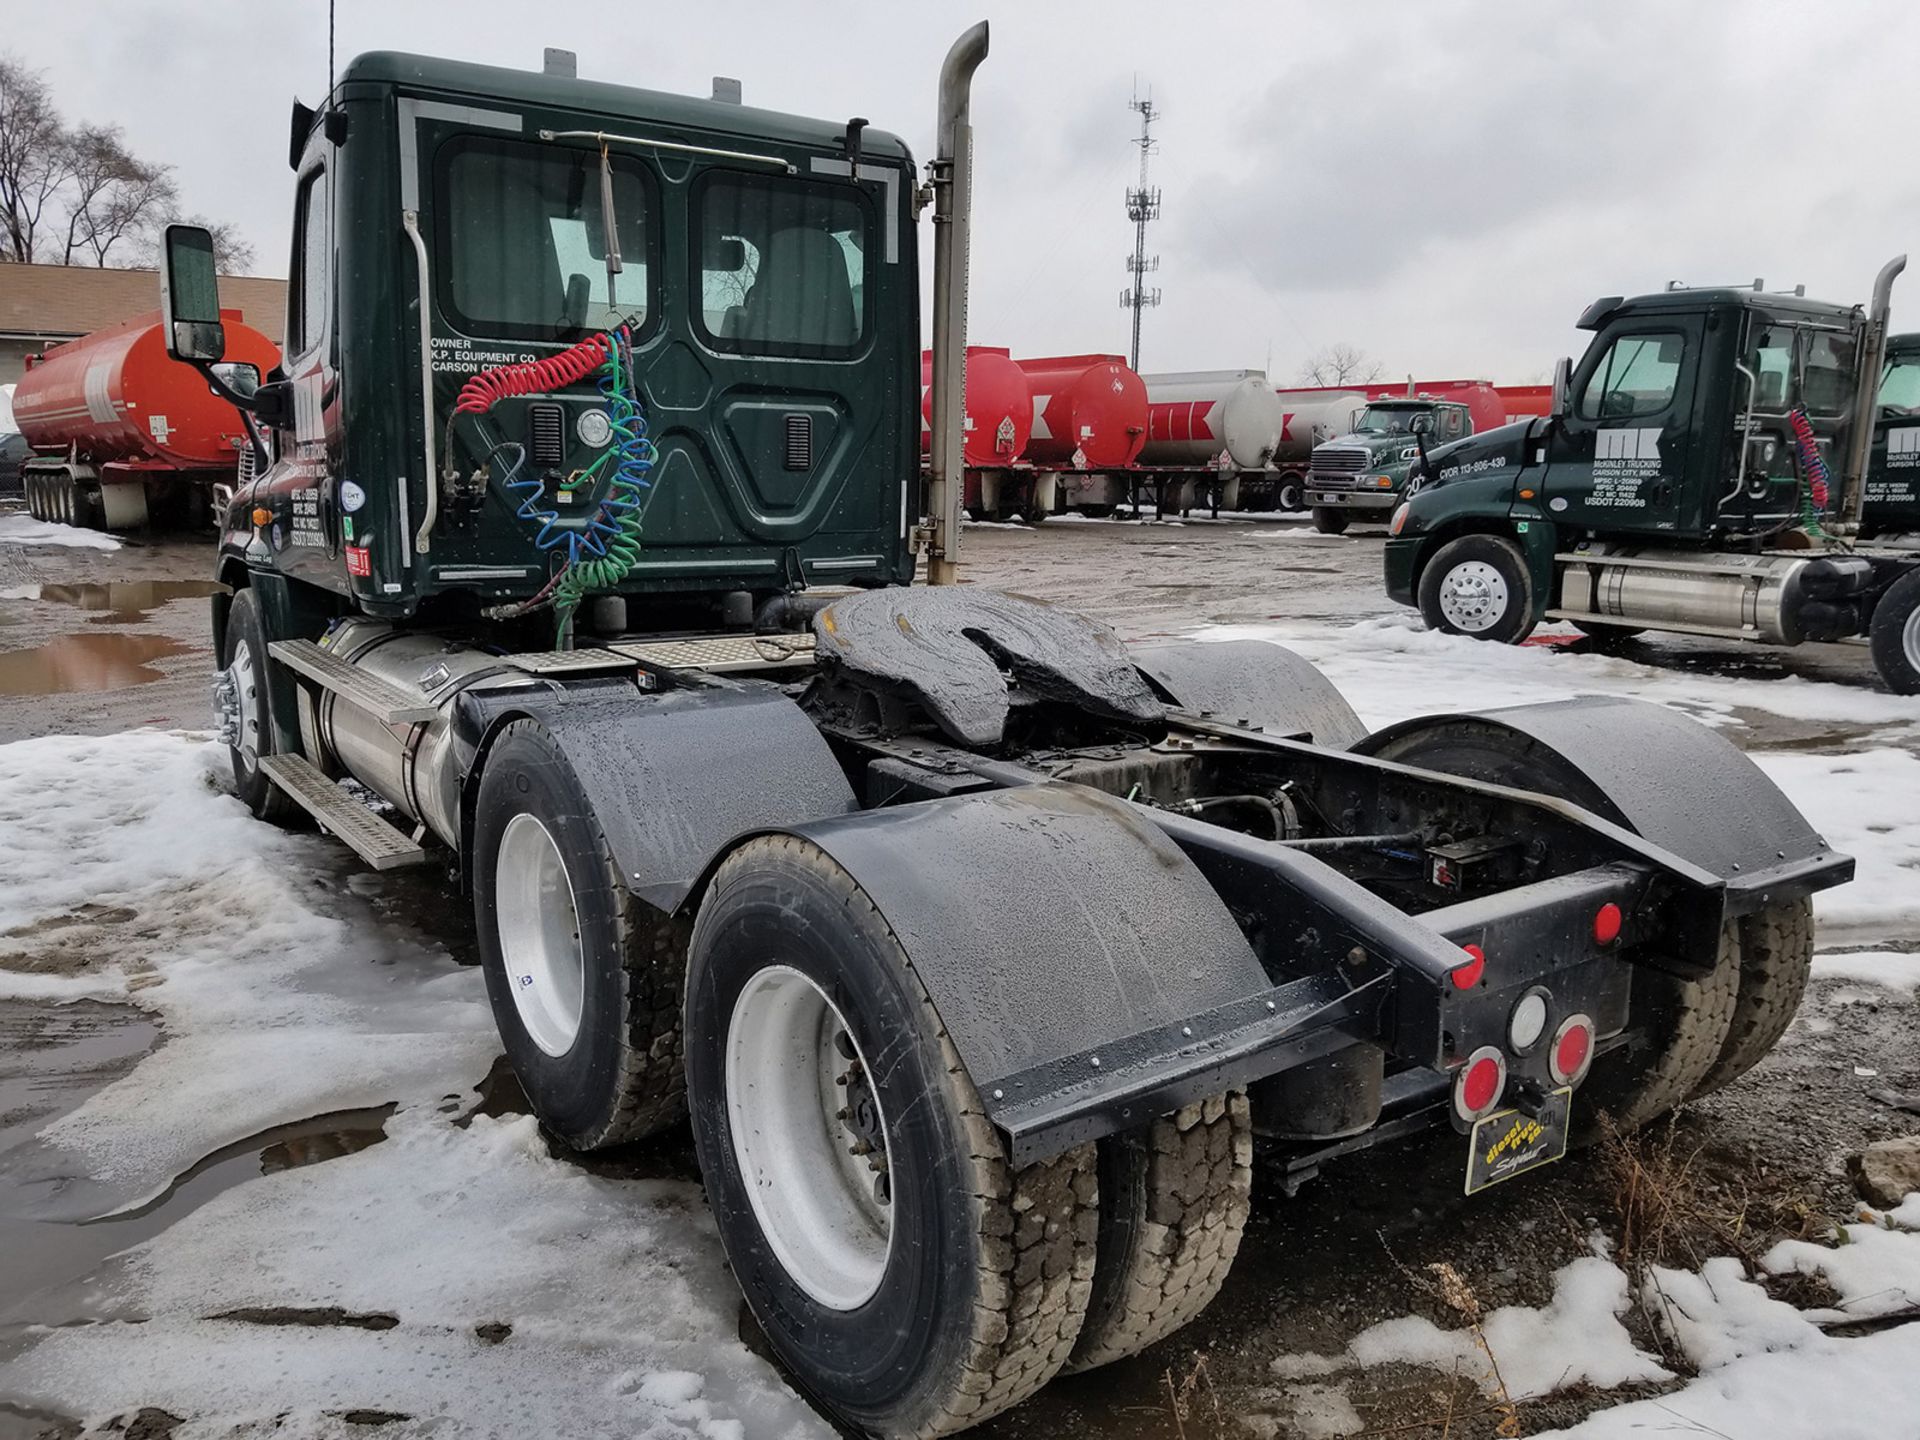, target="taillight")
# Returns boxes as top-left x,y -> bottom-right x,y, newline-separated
1593,902 -> 1623,946
1508,989 -> 1550,1053
1549,1014 -> 1595,1087
1454,1045 -> 1508,1122
1450,943 -> 1486,990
